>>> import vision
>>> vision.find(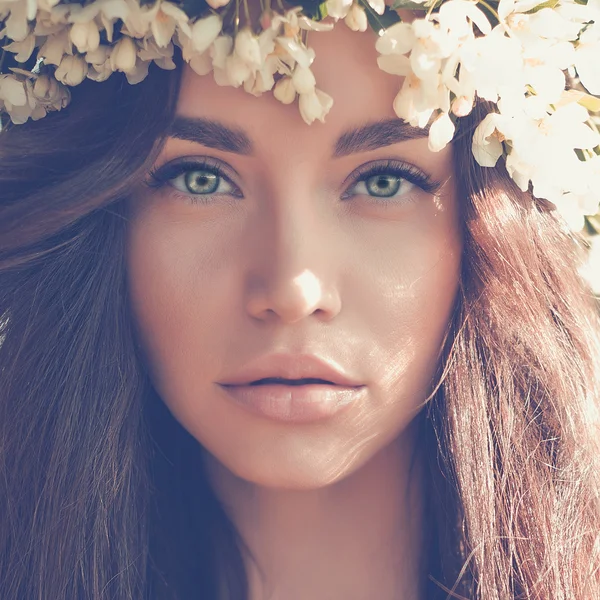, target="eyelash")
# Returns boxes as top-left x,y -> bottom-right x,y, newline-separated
146,158 -> 441,205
